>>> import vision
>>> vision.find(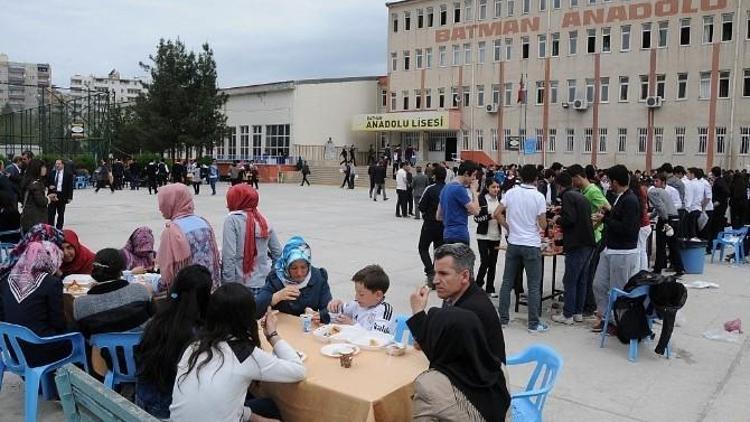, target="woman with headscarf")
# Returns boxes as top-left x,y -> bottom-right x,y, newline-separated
221,185 -> 282,296
0,223 -> 64,279
121,226 -> 157,274
60,229 -> 96,277
156,184 -> 220,291
408,307 -> 510,422
255,236 -> 332,324
0,241 -> 70,366
20,159 -> 51,233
